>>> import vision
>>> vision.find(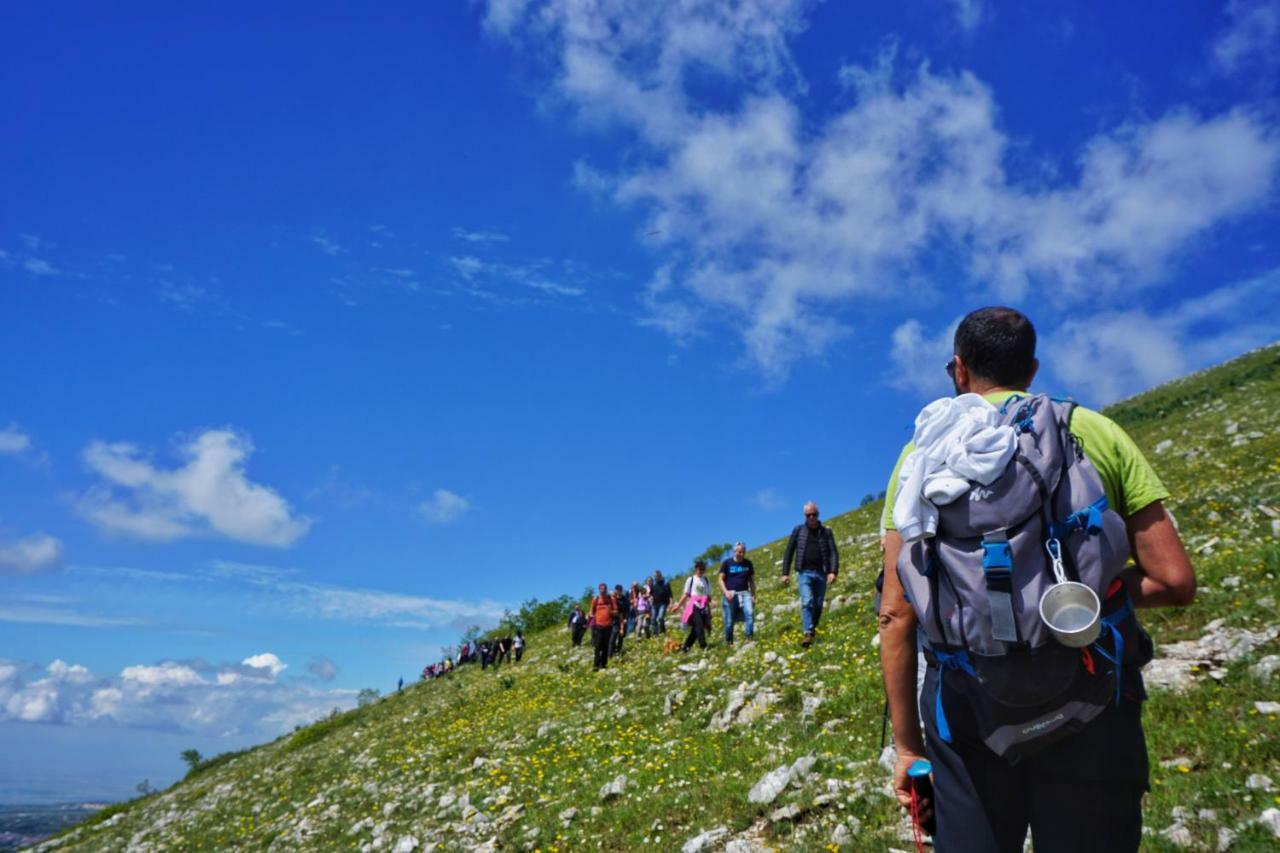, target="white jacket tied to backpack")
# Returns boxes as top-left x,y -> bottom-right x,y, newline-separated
893,393 -> 1018,543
